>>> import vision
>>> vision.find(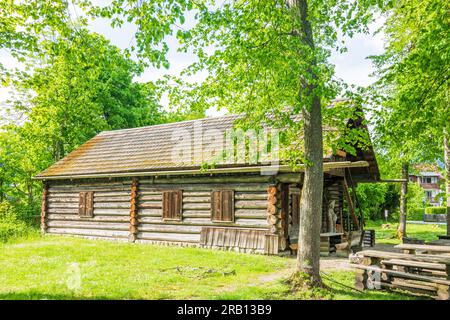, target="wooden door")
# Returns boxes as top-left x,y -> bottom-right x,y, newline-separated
289,186 -> 301,245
